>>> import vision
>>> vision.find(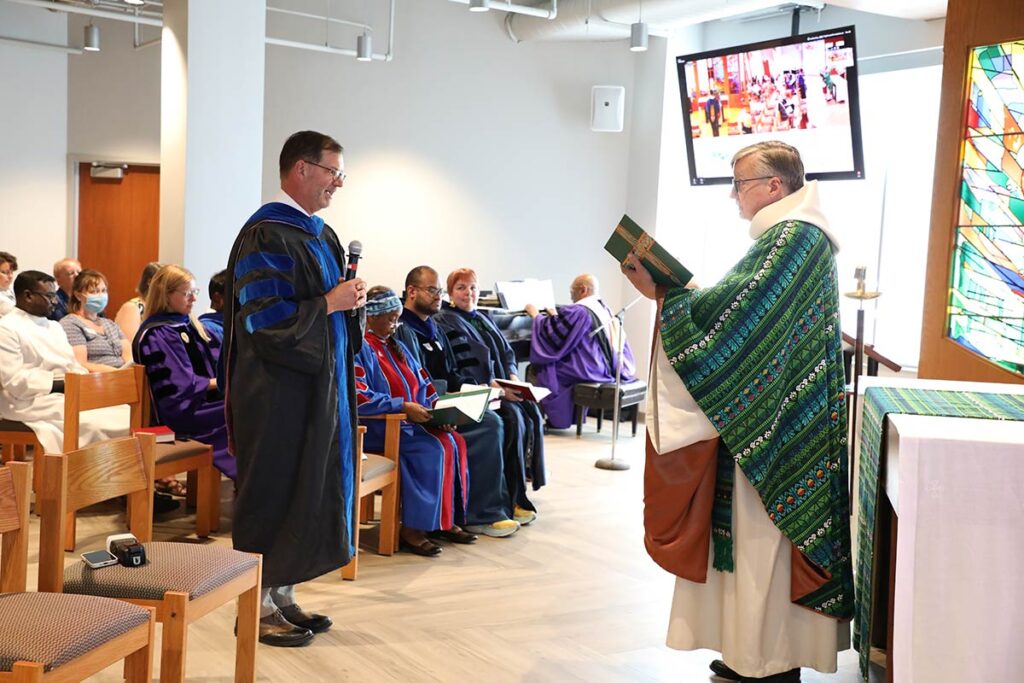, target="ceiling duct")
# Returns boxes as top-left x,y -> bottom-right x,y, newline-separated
505,0 -> 824,42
